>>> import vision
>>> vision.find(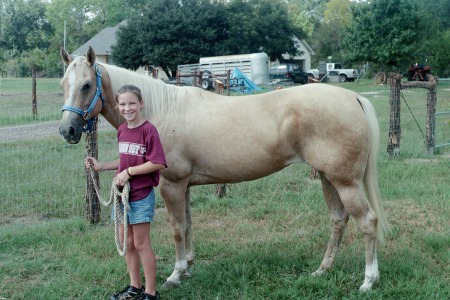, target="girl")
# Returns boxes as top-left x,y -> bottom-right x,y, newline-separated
86,85 -> 166,300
